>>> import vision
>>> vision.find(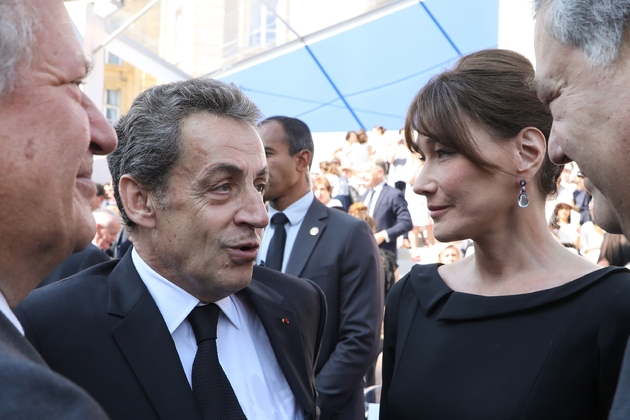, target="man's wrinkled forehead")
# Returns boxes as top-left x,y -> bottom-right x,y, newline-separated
534,19 -> 565,99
